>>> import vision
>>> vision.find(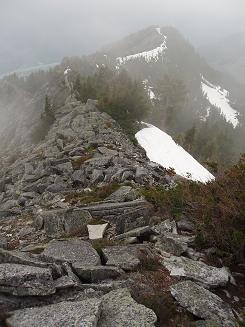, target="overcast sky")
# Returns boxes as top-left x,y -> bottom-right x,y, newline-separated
0,0 -> 244,72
